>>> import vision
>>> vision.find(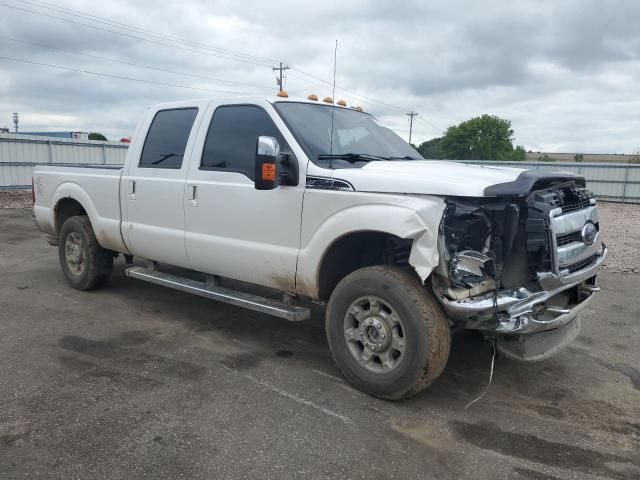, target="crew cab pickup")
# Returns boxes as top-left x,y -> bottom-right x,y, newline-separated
33,95 -> 607,399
